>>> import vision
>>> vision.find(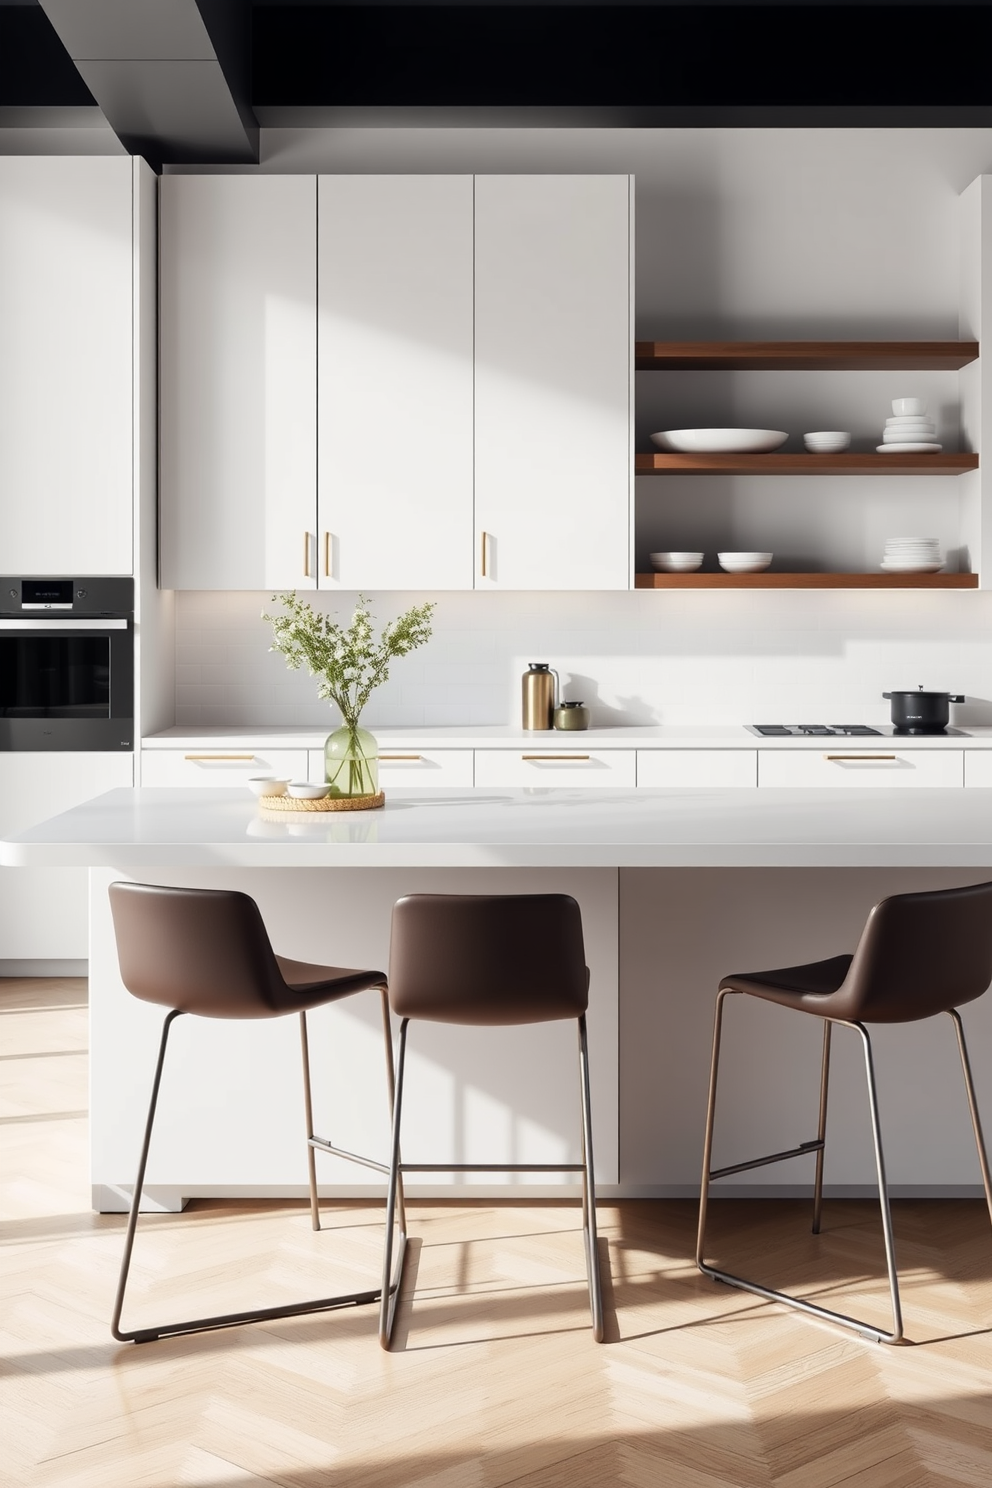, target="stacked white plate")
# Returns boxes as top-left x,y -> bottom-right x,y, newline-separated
877,397 -> 941,453
880,538 -> 944,574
